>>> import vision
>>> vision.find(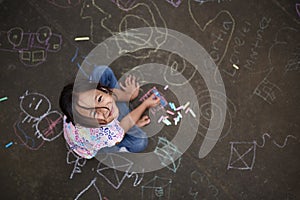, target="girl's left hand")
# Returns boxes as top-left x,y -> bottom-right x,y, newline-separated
119,75 -> 140,101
